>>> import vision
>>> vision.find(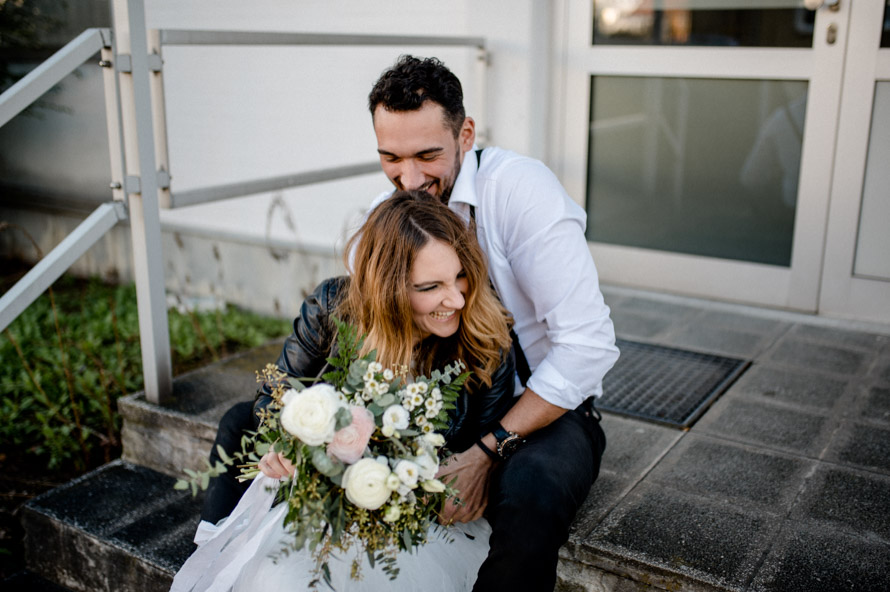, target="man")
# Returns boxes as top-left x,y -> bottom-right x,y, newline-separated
367,55 -> 618,591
